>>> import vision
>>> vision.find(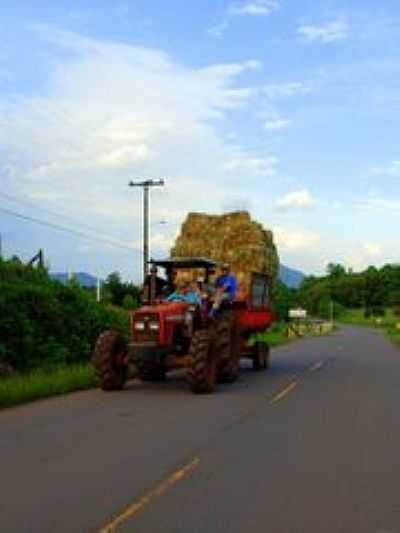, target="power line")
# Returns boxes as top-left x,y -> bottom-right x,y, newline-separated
0,191 -> 106,236
0,206 -> 137,252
